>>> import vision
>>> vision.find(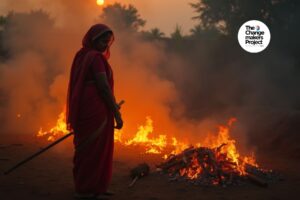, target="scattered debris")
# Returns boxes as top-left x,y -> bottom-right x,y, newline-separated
129,163 -> 150,187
